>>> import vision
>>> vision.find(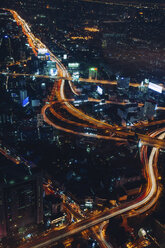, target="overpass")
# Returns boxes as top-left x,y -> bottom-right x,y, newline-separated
2,72 -> 165,90
18,130 -> 164,248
